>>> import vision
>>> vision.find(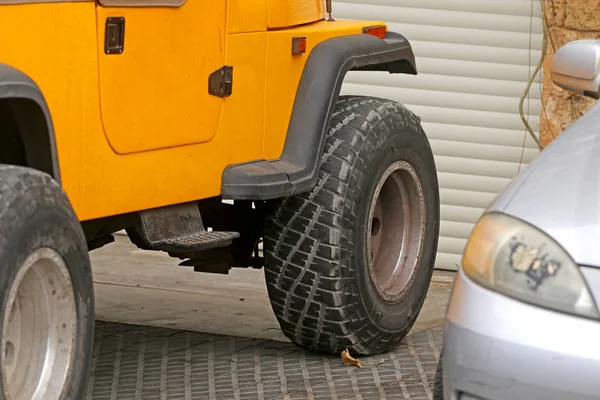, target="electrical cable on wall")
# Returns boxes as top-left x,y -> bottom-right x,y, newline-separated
519,0 -> 548,149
